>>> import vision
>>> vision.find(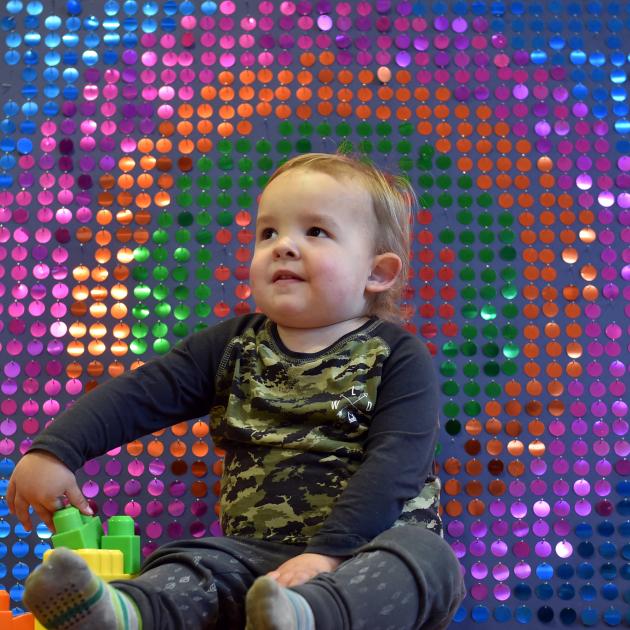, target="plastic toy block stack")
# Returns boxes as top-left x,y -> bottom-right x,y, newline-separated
0,590 -> 34,629
32,507 -> 140,630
